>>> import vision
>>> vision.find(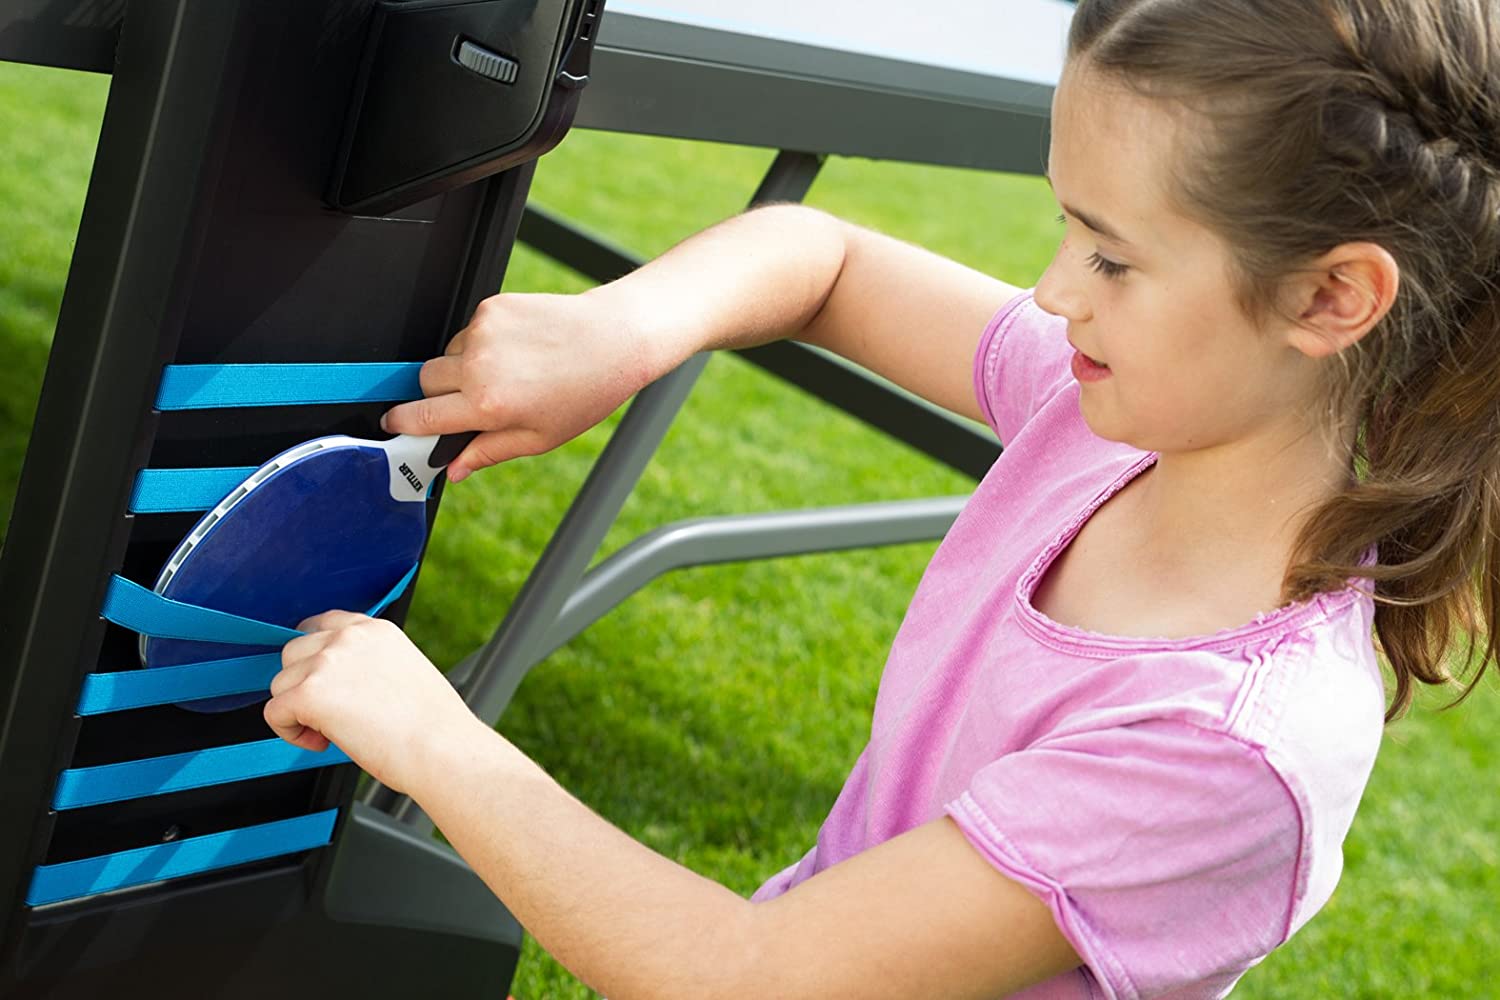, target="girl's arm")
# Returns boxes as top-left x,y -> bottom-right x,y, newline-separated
602,203 -> 1023,422
380,205 -> 1022,478
265,613 -> 1083,1000
422,713 -> 1080,1000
